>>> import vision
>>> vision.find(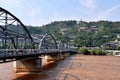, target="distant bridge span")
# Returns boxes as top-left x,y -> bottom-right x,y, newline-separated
0,7 -> 77,63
